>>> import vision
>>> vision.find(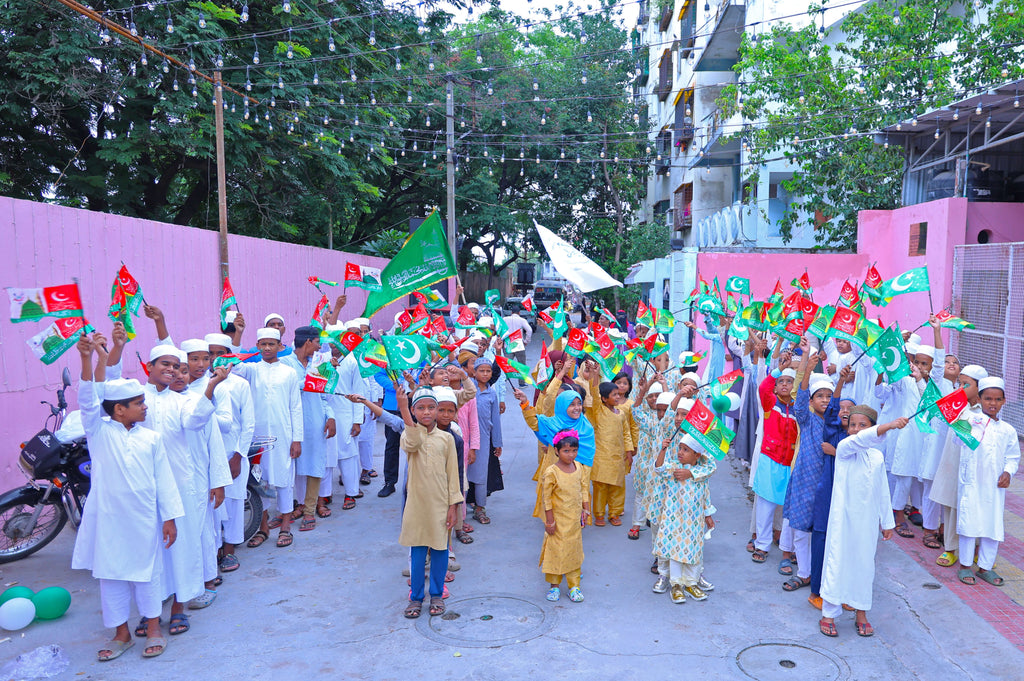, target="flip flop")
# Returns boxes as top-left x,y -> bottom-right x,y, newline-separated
342,496 -> 357,510
98,639 -> 135,661
455,530 -> 474,544
246,530 -> 268,548
267,515 -> 283,530
936,551 -> 957,567
316,505 -> 332,518
746,539 -> 755,553
404,600 -> 422,619
819,618 -> 838,637
957,567 -> 976,585
299,516 -> 316,532
135,616 -> 160,638
976,569 -> 1005,586
856,621 -> 875,637
142,636 -> 167,658
627,527 -> 640,540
